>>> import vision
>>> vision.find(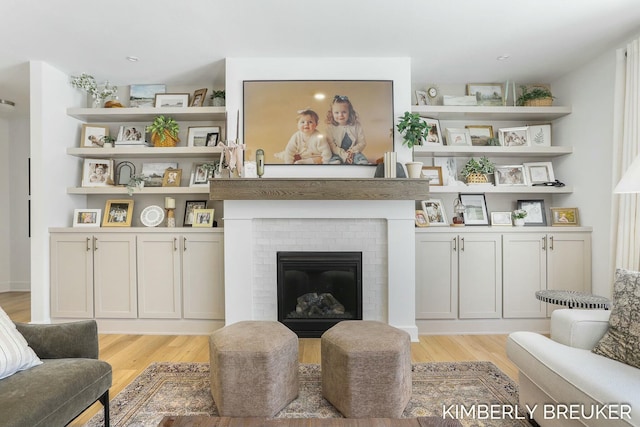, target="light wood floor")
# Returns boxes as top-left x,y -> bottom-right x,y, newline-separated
0,292 -> 520,426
